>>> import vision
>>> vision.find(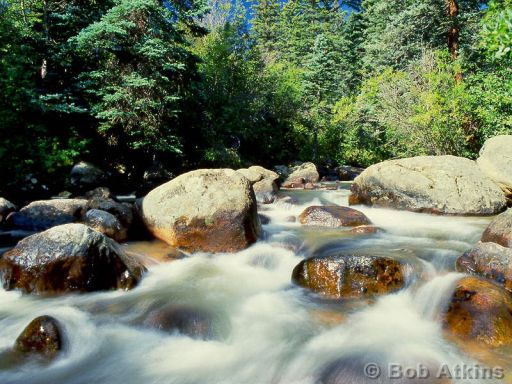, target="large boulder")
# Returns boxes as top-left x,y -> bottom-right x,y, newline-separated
283,162 -> 319,186
238,166 -> 280,204
481,209 -> 512,248
299,206 -> 371,228
83,209 -> 127,242
477,135 -> 512,203
14,316 -> 64,360
70,161 -> 105,190
443,276 -> 512,347
141,169 -> 261,253
0,224 -> 145,294
87,197 -> 134,229
292,254 -> 404,299
456,242 -> 512,293
0,197 -> 16,223
8,199 -> 88,231
349,156 -> 507,215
